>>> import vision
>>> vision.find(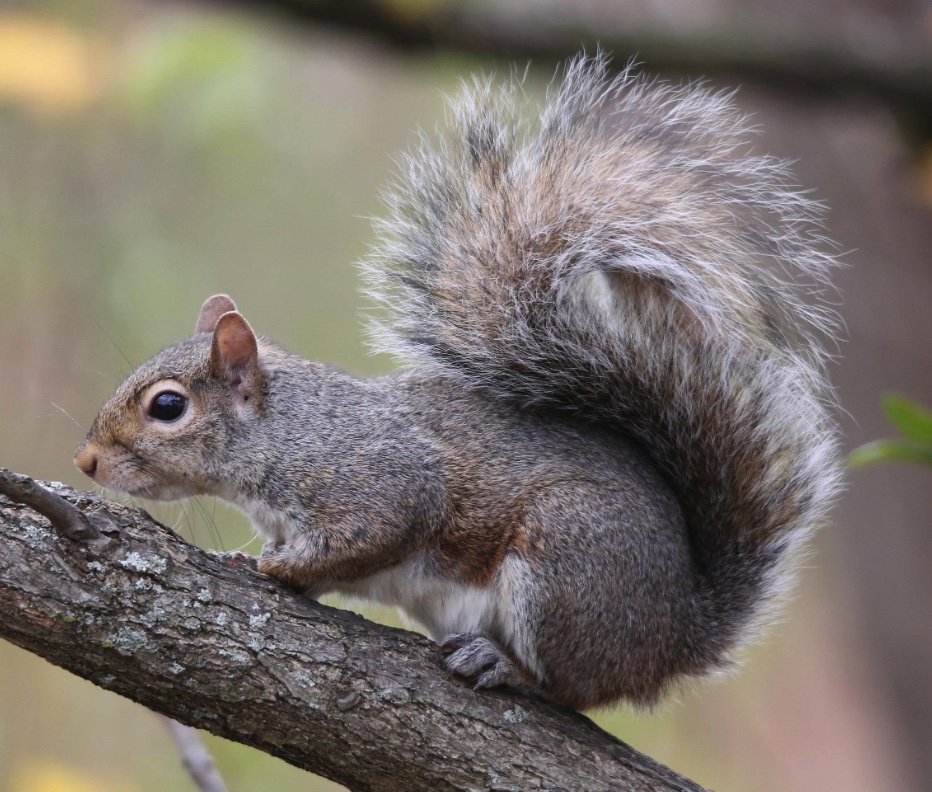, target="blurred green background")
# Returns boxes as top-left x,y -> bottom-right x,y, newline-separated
1,1 -> 931,791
